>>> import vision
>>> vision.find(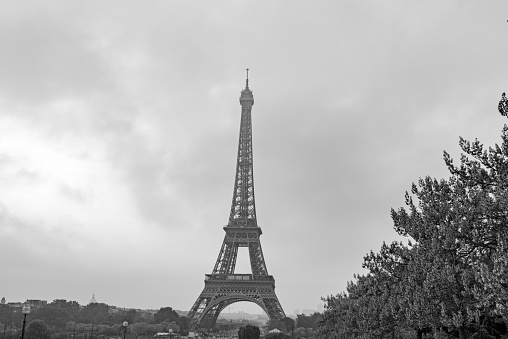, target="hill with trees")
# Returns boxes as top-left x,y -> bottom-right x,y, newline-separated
0,301 -> 189,339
